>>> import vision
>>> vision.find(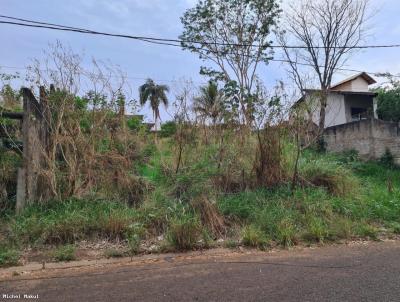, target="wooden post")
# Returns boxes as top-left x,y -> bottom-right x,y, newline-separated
16,88 -> 44,211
